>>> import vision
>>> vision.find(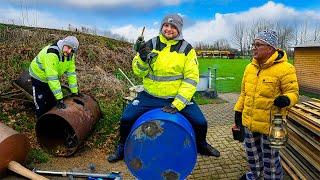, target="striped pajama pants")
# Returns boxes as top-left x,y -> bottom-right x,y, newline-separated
243,127 -> 283,180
